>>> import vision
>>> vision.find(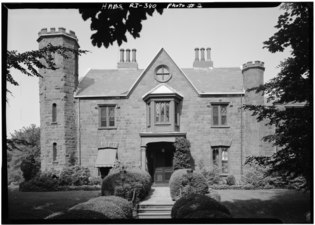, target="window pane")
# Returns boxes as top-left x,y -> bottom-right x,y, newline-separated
222,148 -> 228,161
165,102 -> 169,122
155,102 -> 160,122
148,103 -> 151,125
221,105 -> 227,125
53,143 -> 57,161
160,102 -> 165,122
109,107 -> 115,127
222,161 -> 228,173
213,106 -> 219,125
175,102 -> 178,125
213,148 -> 219,166
100,107 -> 107,127
52,104 -> 57,122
